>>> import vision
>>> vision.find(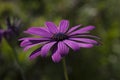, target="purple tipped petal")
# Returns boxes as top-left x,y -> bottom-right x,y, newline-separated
19,37 -> 50,41
29,47 -> 41,60
69,26 -> 95,36
24,27 -> 52,37
40,42 -> 56,57
24,44 -> 39,51
45,22 -> 58,34
63,40 -> 80,51
69,38 -> 98,44
20,40 -> 31,47
52,50 -> 62,63
40,27 -> 50,32
67,25 -> 81,34
78,43 -> 93,48
51,41 -> 69,63
58,41 -> 69,57
71,35 -> 100,40
59,20 -> 69,33
23,42 -> 46,51
20,38 -> 50,47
